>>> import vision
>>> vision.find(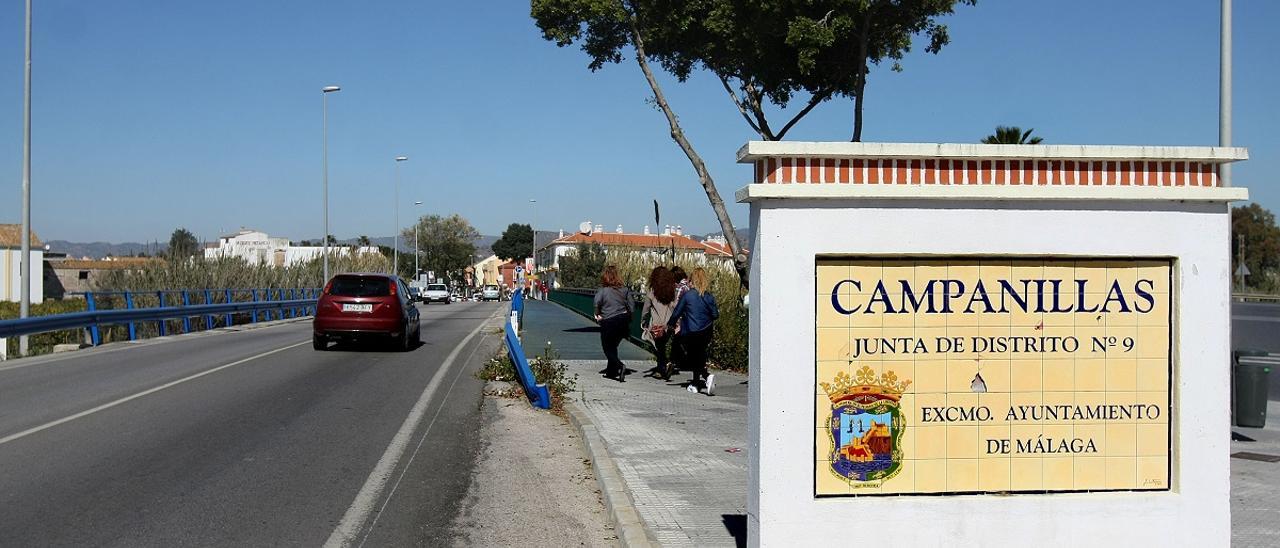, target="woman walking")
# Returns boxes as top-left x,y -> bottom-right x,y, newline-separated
641,266 -> 677,380
667,267 -> 719,395
594,265 -> 634,382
